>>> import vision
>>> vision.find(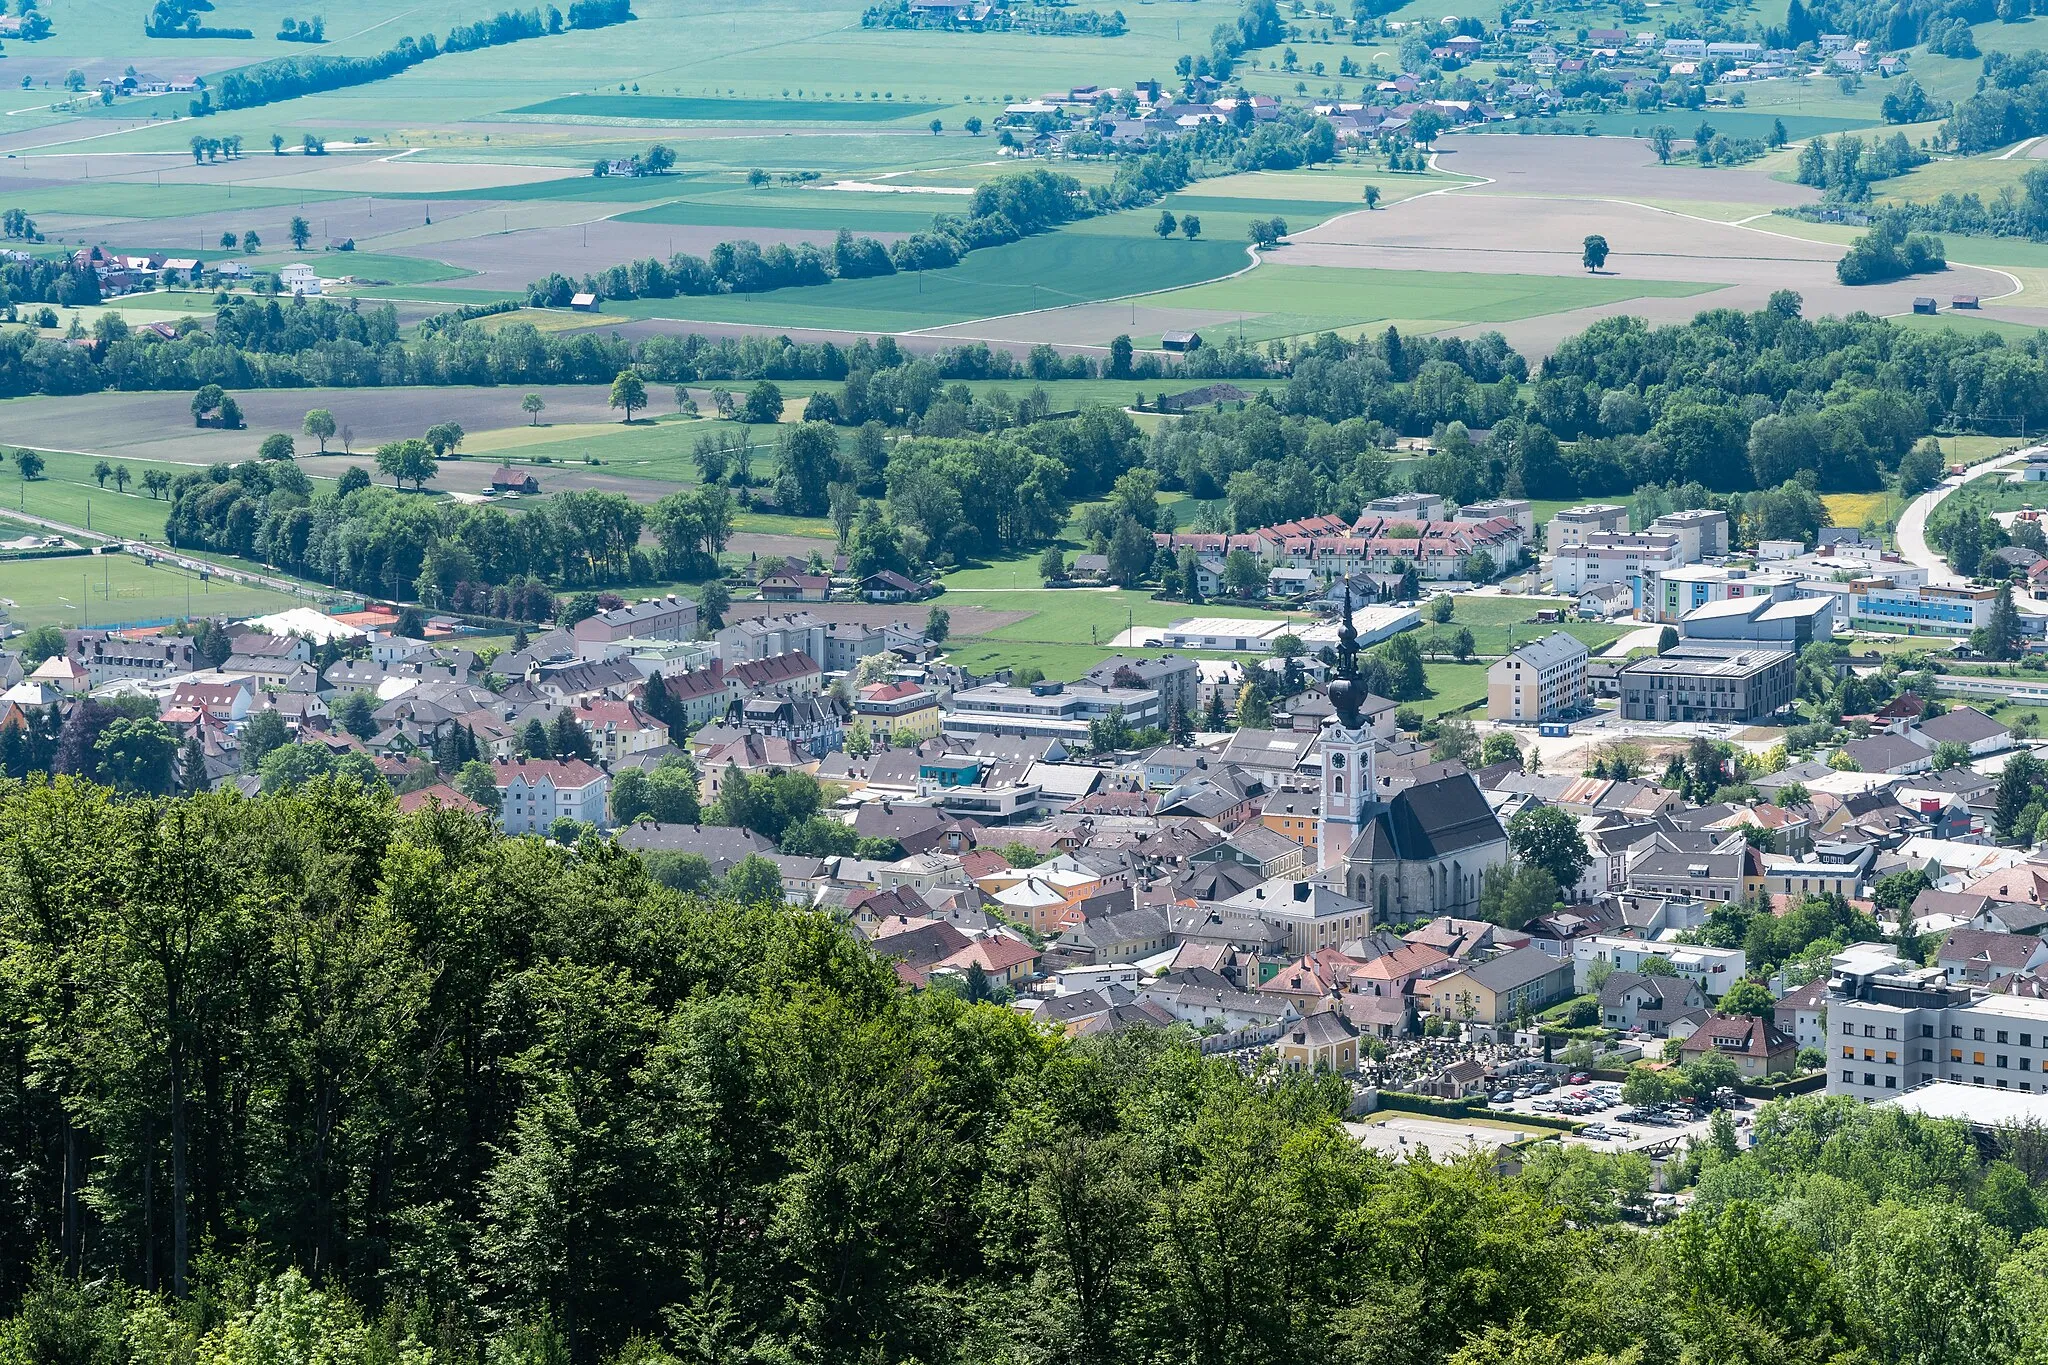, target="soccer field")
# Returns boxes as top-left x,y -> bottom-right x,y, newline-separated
0,552 -> 306,631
